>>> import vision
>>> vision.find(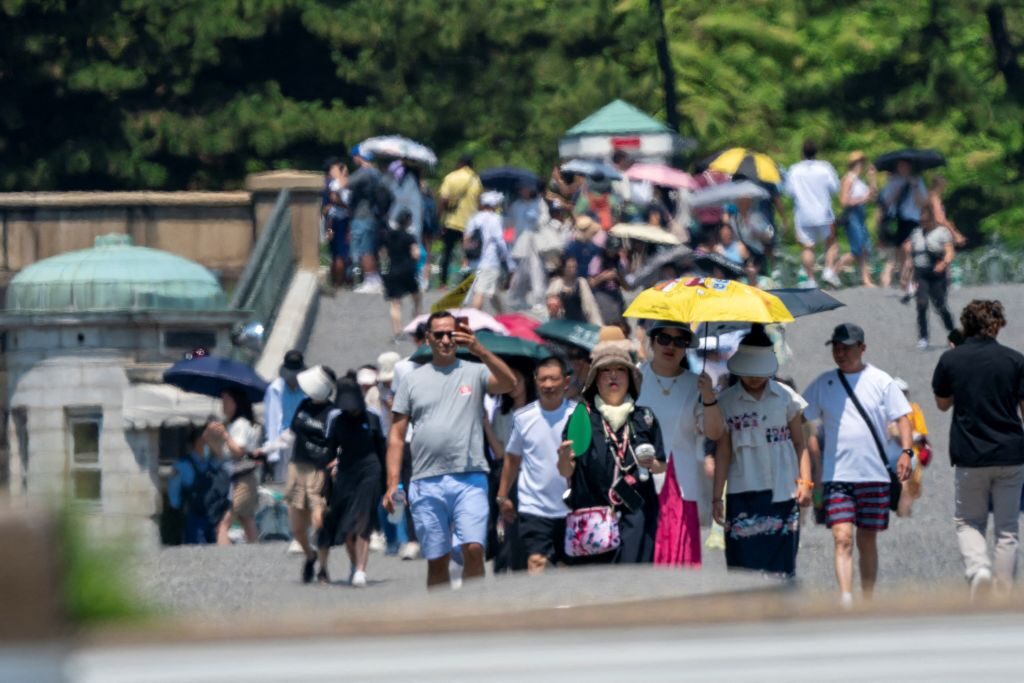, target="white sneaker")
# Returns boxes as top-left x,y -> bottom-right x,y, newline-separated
822,268 -> 842,288
839,592 -> 854,610
798,278 -> 818,289
369,531 -> 386,552
970,567 -> 992,601
399,542 -> 420,560
916,338 -> 929,350
351,570 -> 367,588
354,280 -> 383,294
